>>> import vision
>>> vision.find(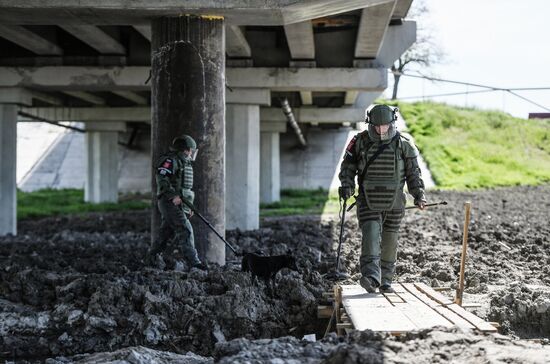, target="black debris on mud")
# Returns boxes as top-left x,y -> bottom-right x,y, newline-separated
47,328 -> 550,364
0,185 -> 549,362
